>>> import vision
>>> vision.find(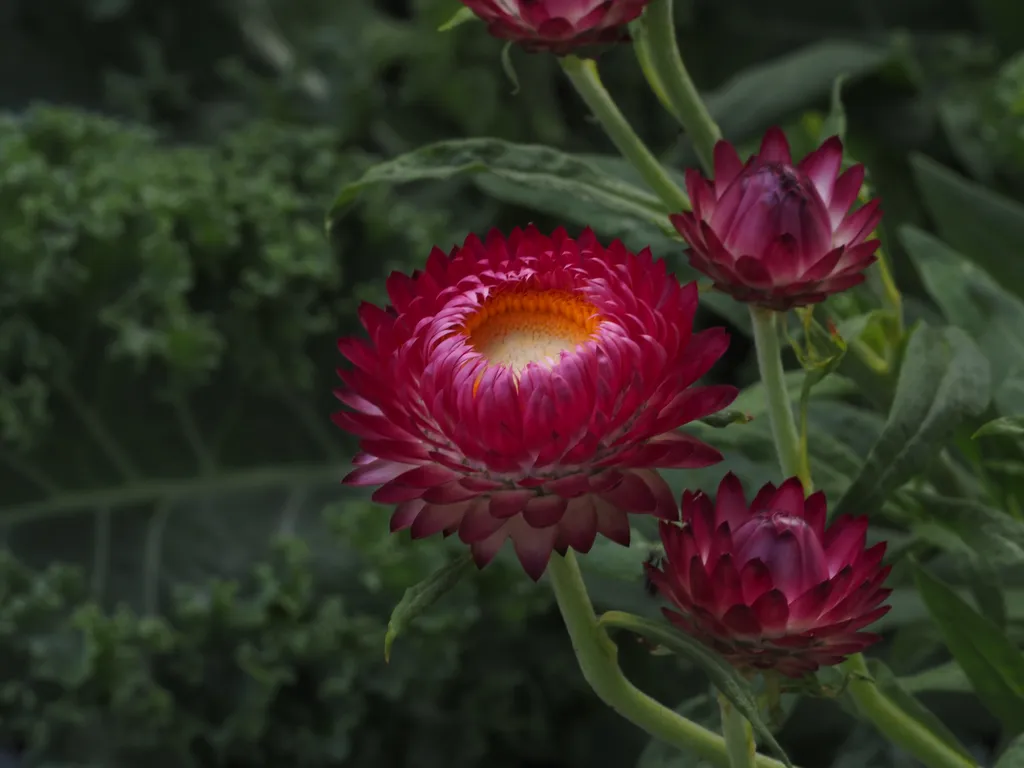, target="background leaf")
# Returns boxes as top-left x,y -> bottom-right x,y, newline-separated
328,138 -> 677,234
832,325 -> 991,518
912,563 -> 1024,735
910,155 -> 1024,302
